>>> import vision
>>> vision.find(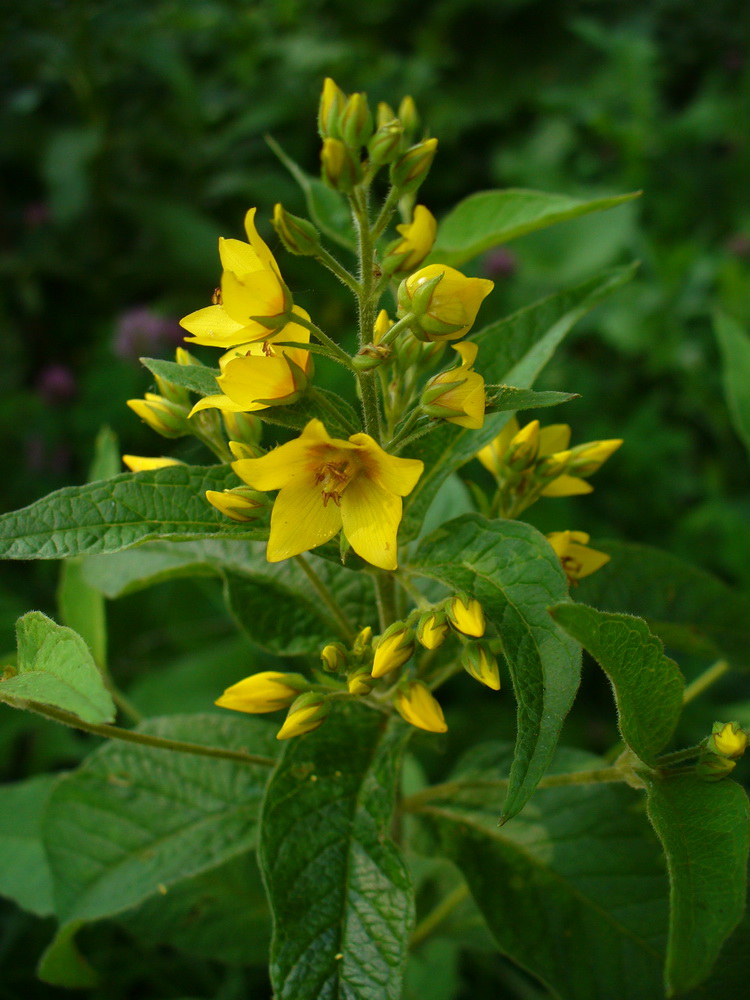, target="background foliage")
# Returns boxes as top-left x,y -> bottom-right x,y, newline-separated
2,0 -> 750,996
